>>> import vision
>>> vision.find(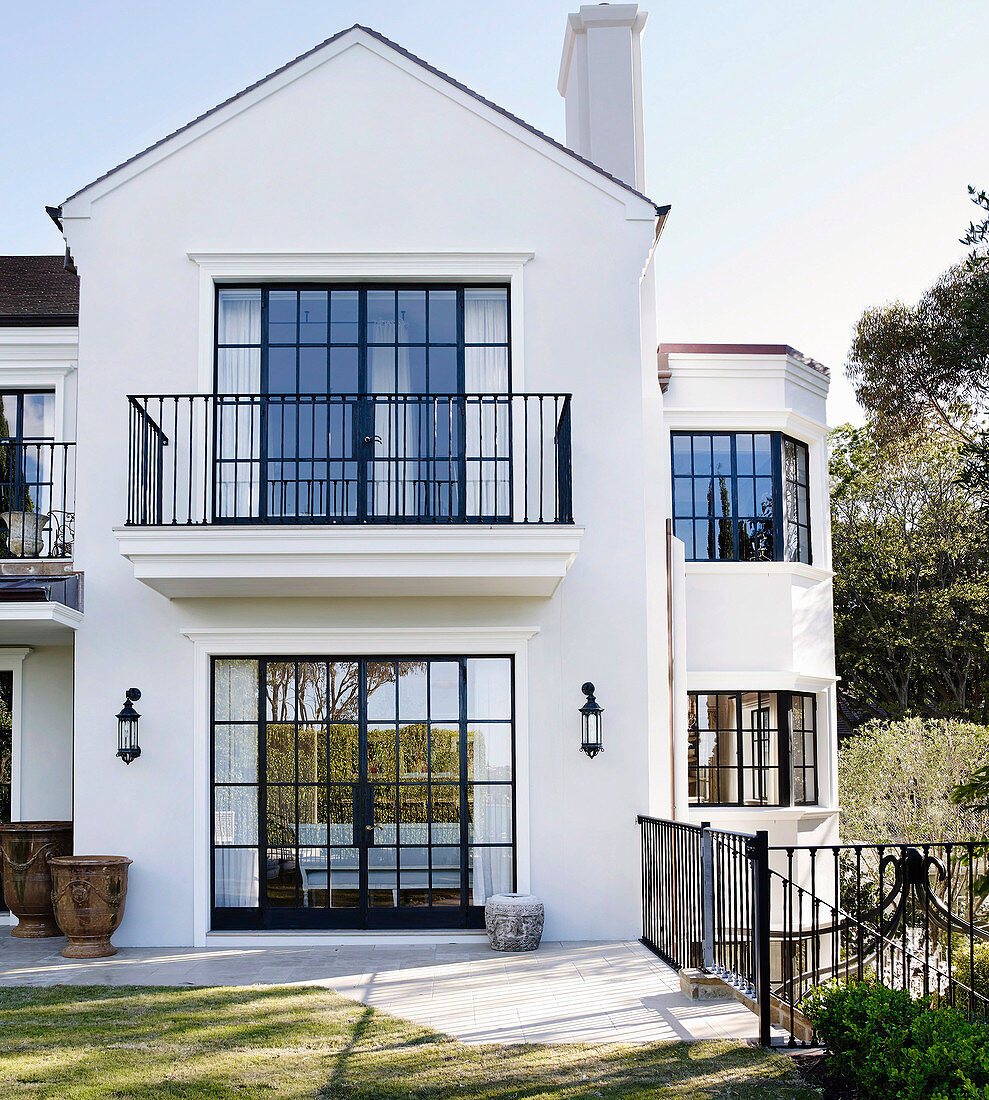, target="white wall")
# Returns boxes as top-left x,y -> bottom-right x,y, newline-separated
19,645 -> 74,821
60,36 -> 663,944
